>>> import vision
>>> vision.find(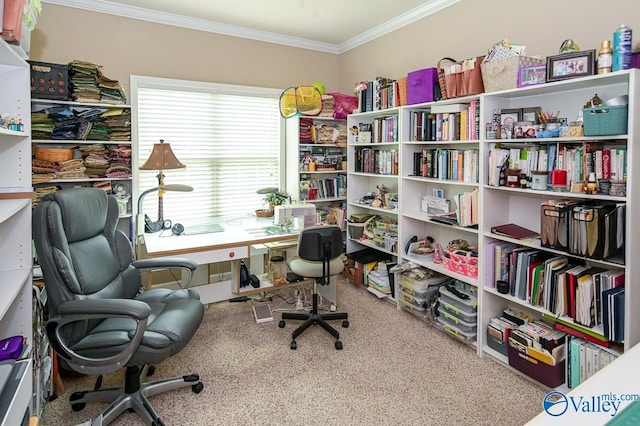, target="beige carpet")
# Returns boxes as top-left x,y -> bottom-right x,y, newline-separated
44,279 -> 548,425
